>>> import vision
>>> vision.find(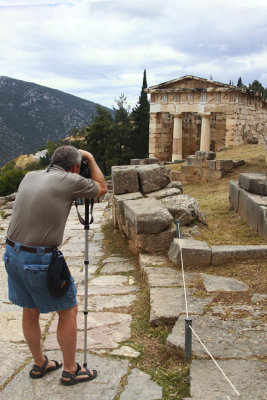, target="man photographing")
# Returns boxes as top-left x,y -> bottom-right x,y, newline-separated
4,145 -> 107,385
